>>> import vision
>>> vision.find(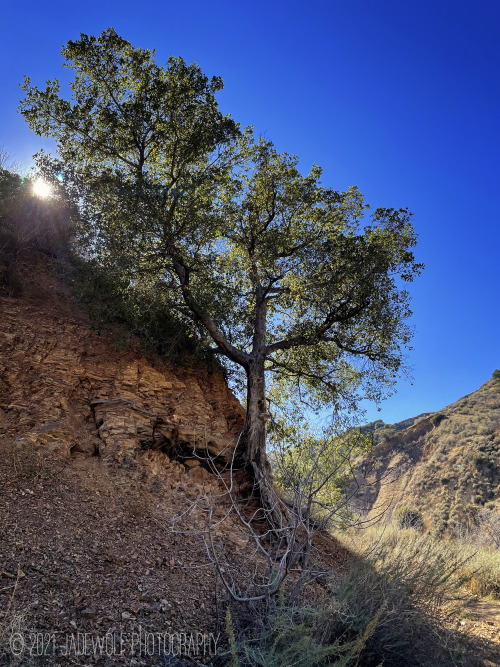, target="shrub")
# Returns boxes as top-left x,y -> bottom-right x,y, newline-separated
230,602 -> 380,667
71,258 -> 206,365
231,524 -> 476,667
329,526 -> 472,666
430,413 -> 448,427
475,509 -> 500,548
465,550 -> 500,598
396,506 -> 423,530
